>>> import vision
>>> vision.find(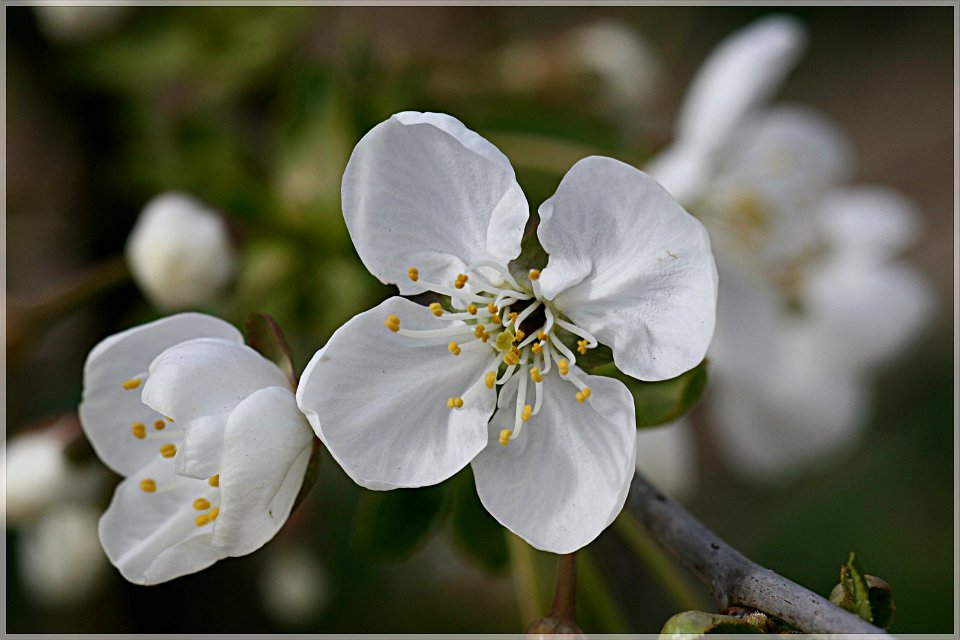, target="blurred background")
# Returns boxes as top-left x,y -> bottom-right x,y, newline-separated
3,4 -> 954,634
